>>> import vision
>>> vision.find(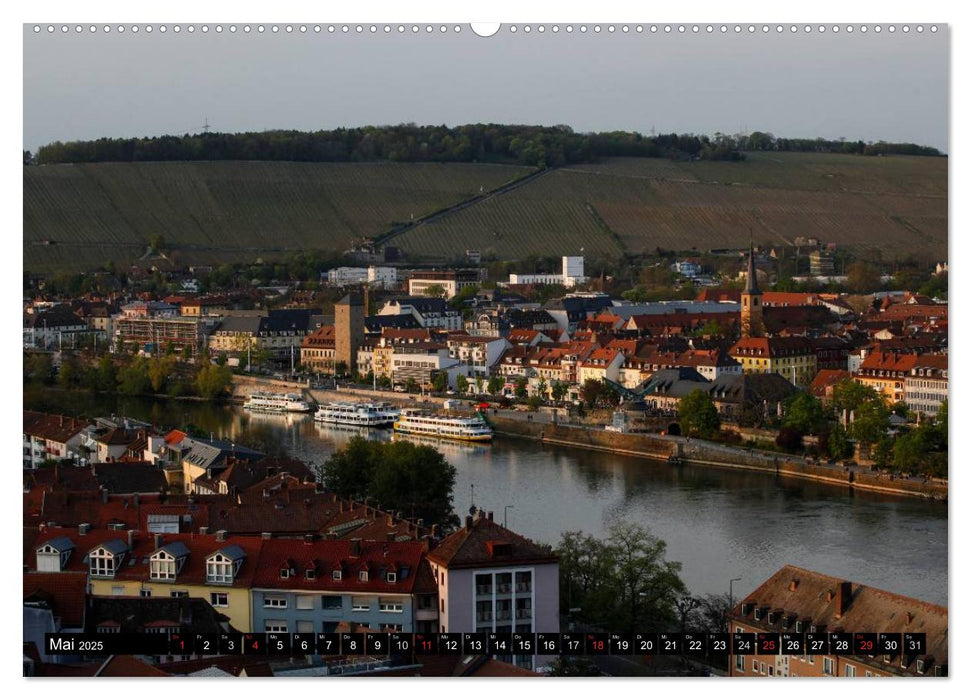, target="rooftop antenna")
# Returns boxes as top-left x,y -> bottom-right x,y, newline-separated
202,117 -> 211,134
